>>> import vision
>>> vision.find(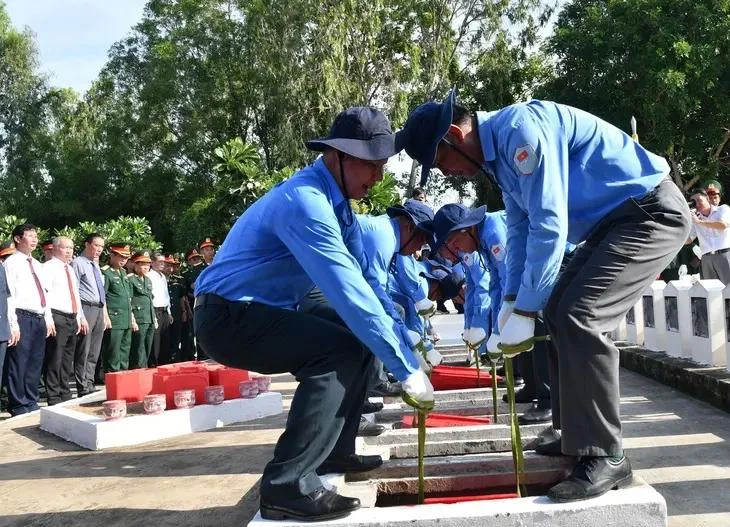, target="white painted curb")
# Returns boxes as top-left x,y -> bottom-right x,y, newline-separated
40,391 -> 283,450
